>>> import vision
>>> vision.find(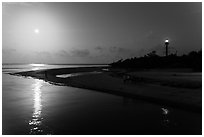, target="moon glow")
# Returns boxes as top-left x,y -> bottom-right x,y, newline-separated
34,29 -> 39,34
